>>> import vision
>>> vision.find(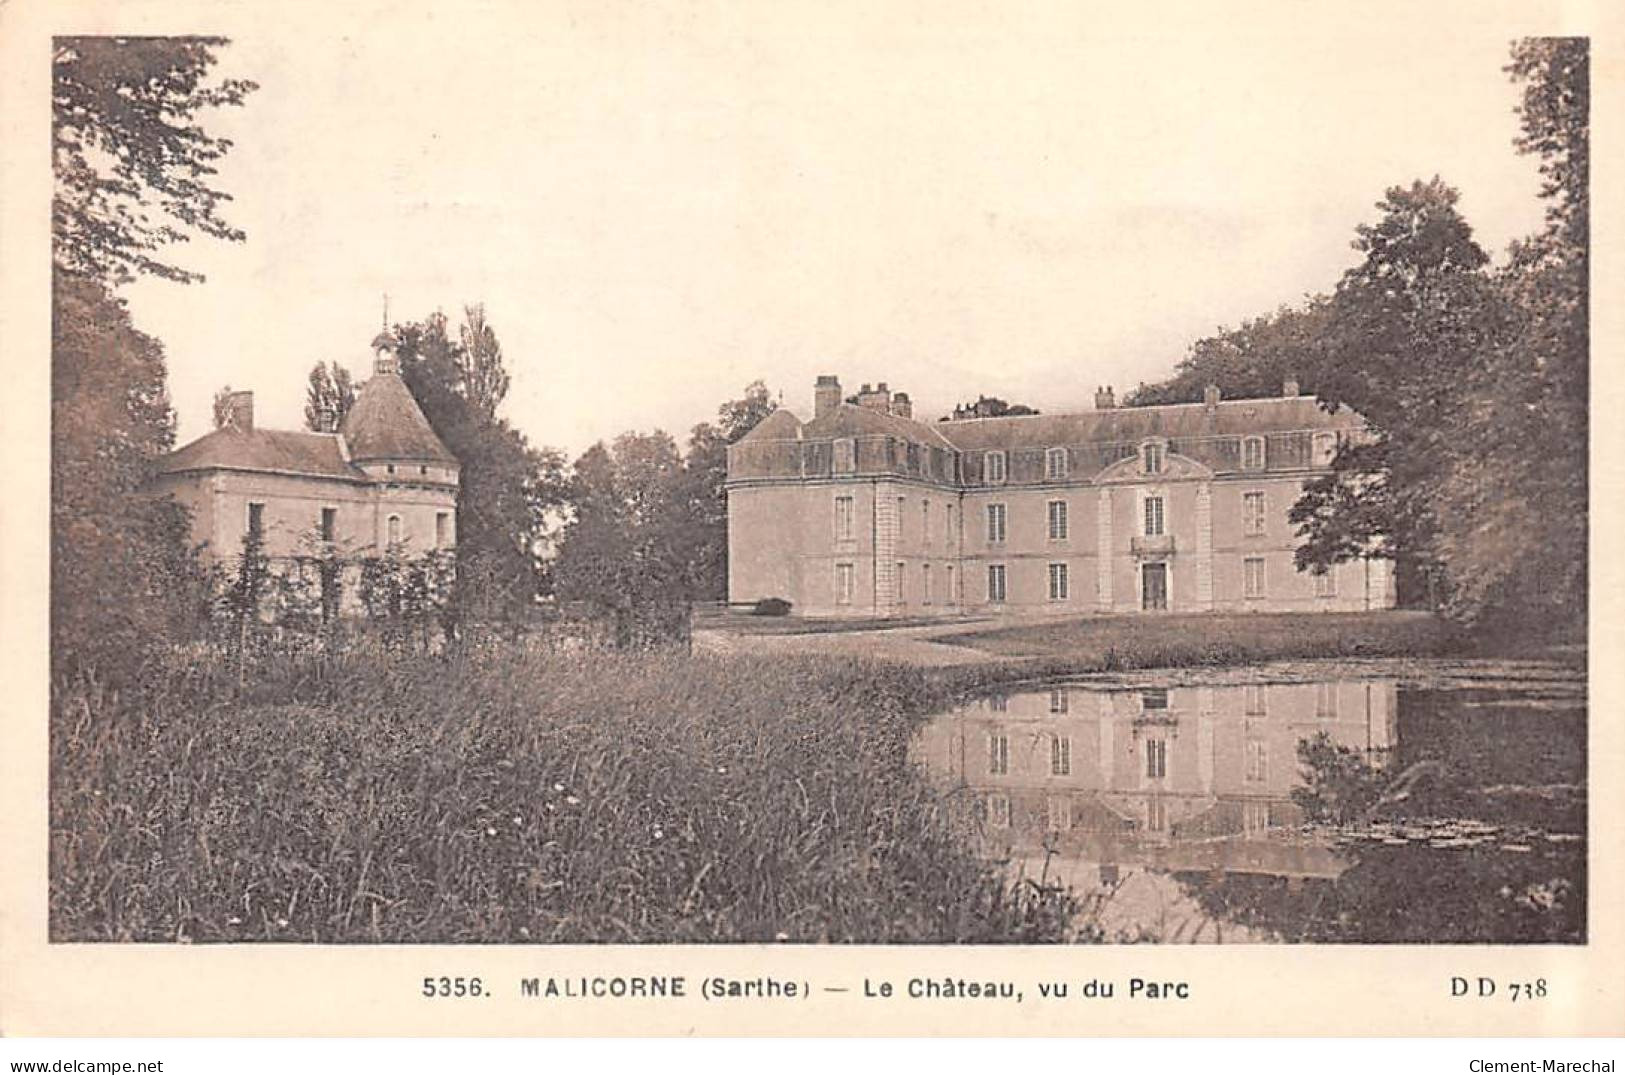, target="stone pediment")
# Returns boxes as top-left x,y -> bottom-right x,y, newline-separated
1094,451 -> 1214,484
